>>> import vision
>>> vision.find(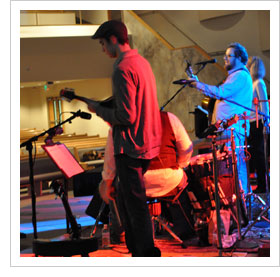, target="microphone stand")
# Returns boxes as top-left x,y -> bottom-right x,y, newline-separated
205,91 -> 270,122
161,61 -> 210,111
160,84 -> 187,111
20,110 -> 85,239
211,135 -> 223,256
